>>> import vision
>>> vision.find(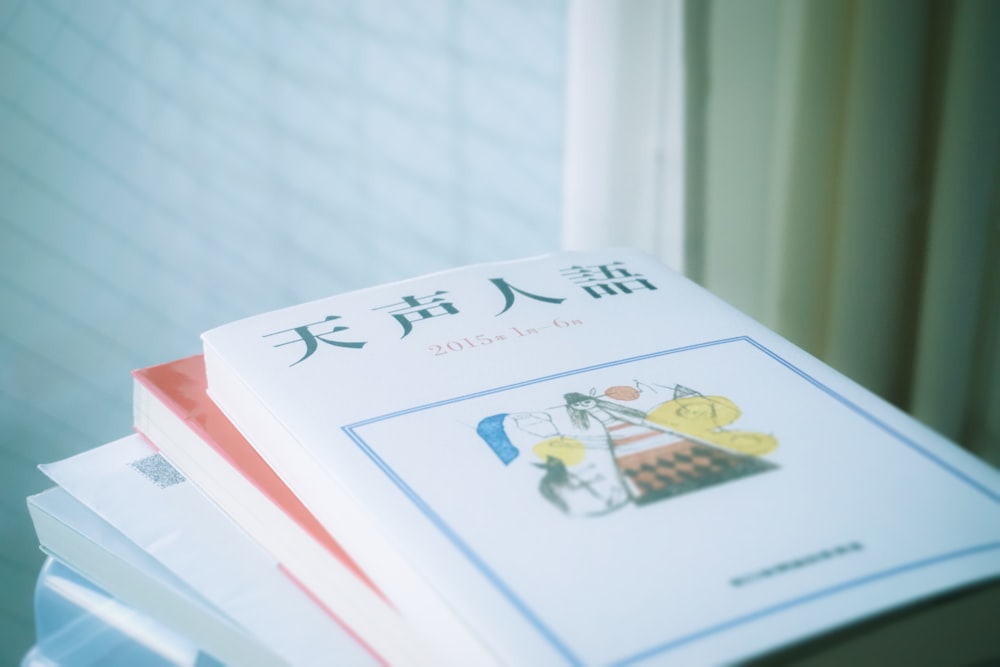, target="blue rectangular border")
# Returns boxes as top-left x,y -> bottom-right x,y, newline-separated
343,337 -> 1000,666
